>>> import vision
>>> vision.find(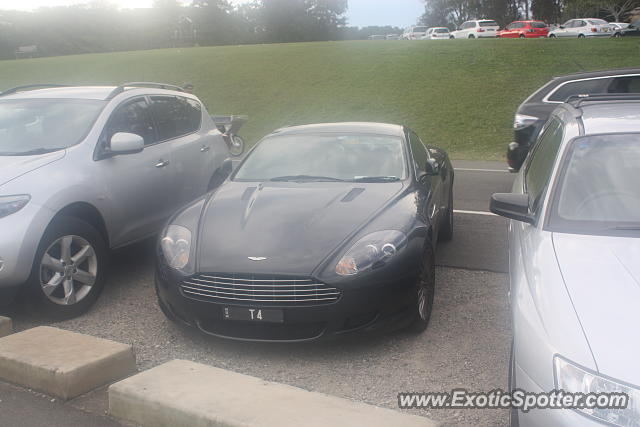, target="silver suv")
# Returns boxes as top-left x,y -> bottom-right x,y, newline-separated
0,83 -> 231,317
